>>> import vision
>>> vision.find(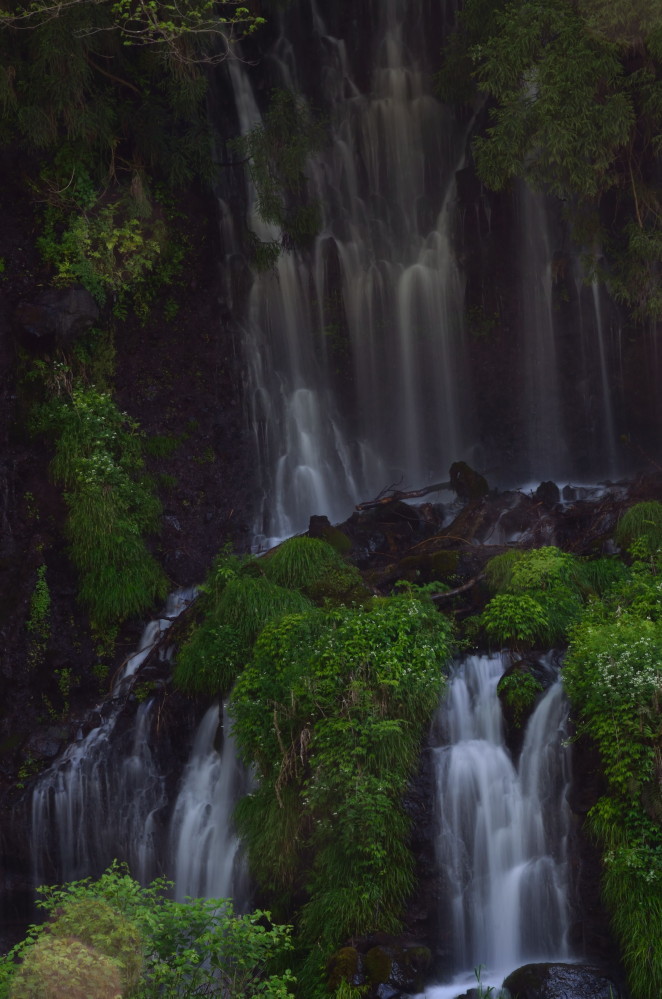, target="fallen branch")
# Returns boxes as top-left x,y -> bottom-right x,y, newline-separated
430,573 -> 485,602
356,480 -> 451,510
